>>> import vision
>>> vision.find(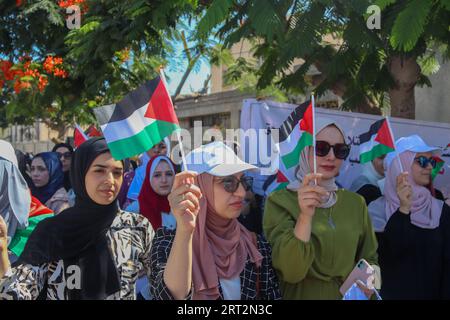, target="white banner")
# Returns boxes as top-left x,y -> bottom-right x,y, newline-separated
240,99 -> 450,198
